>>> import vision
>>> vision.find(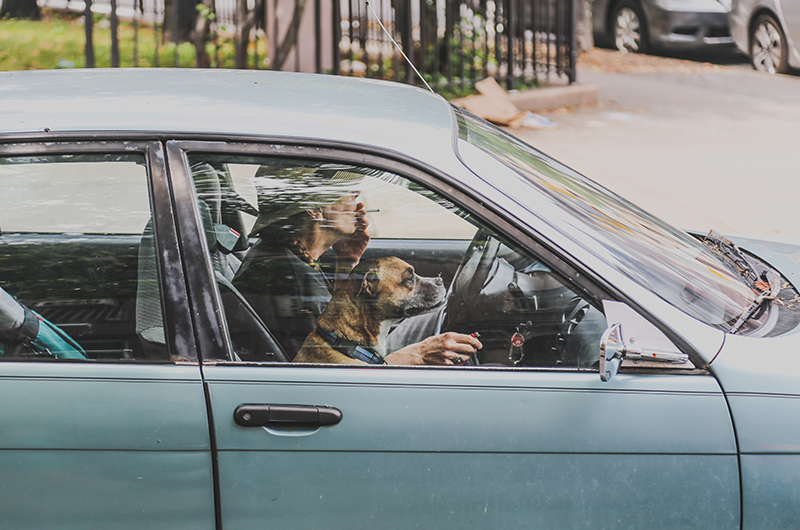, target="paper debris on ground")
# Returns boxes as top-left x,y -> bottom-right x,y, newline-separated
450,77 -> 557,129
515,111 -> 558,129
